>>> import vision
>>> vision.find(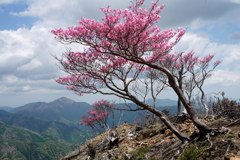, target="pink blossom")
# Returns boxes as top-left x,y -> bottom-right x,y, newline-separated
134,121 -> 141,124
53,0 -> 221,123
214,60 -> 221,66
